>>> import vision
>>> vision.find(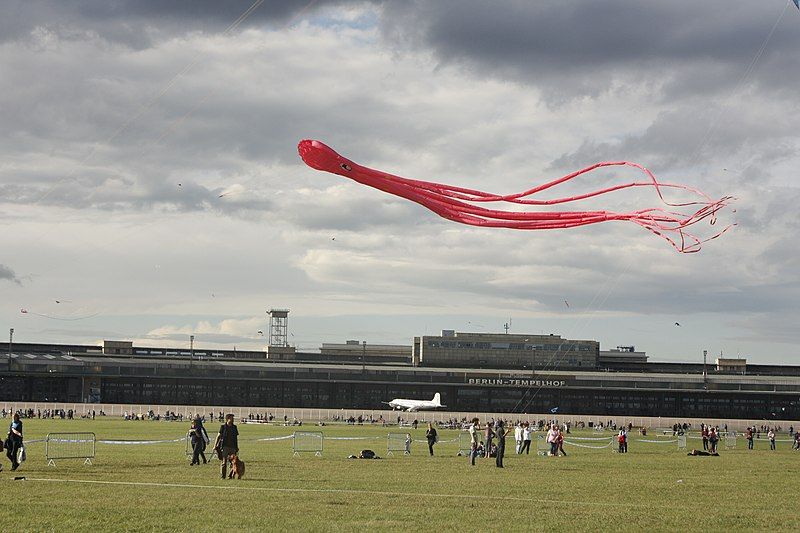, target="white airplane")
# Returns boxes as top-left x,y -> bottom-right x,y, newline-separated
384,393 -> 445,412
